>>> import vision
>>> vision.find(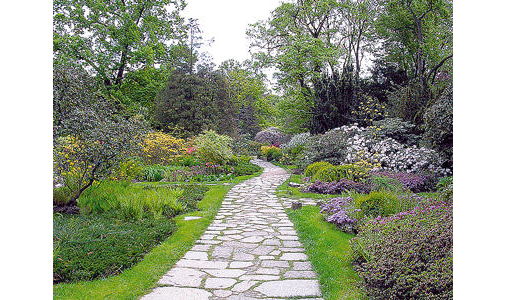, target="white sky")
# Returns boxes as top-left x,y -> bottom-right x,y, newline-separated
182,0 -> 282,66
